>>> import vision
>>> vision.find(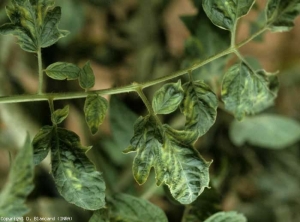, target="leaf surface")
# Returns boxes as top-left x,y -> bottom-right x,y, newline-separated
202,0 -> 255,31
230,114 -> 300,149
51,105 -> 69,125
266,0 -> 300,32
0,0 -> 68,52
32,125 -> 53,165
89,209 -> 110,222
124,116 -> 211,205
84,94 -> 108,134
45,62 -> 81,80
51,127 -> 106,210
204,211 -> 247,222
79,61 -> 95,89
221,62 -> 278,120
0,134 -> 34,217
152,80 -> 184,115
